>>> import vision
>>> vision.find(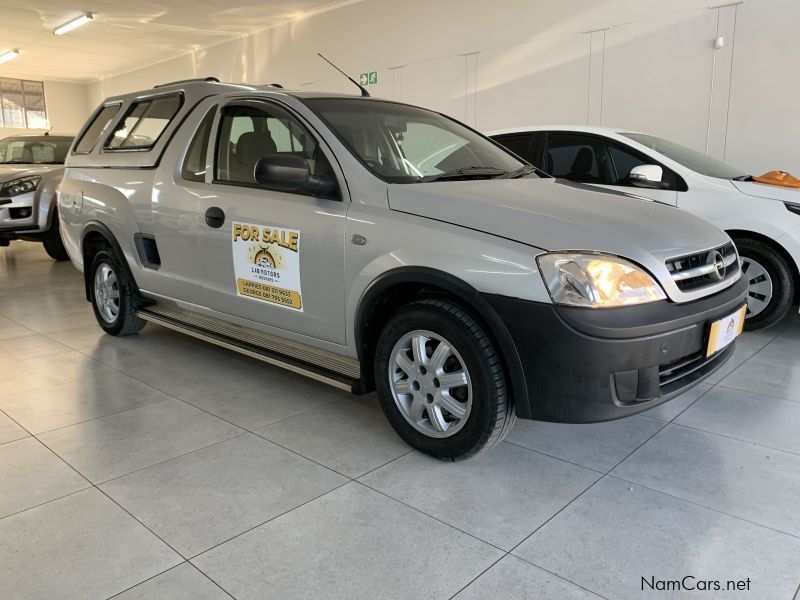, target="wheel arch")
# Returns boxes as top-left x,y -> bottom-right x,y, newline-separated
80,222 -> 142,304
354,266 -> 532,418
727,229 -> 800,302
